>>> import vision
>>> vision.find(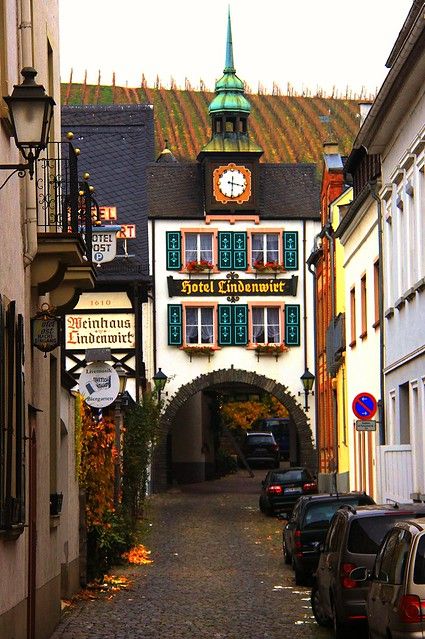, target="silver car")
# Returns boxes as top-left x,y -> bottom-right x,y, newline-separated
353,517 -> 425,639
